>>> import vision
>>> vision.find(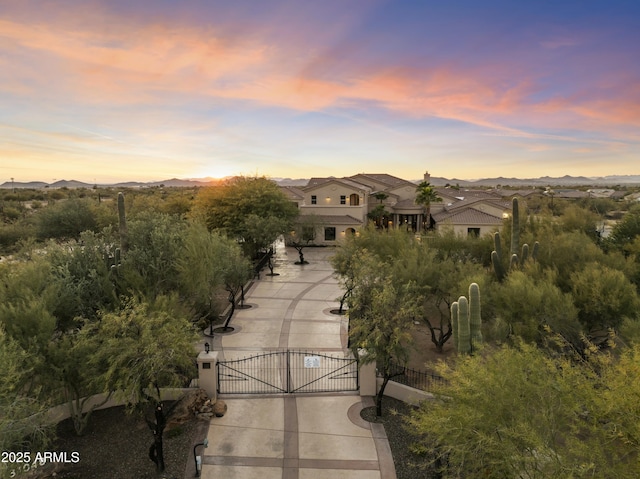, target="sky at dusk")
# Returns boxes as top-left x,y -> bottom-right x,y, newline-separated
1,0 -> 639,183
